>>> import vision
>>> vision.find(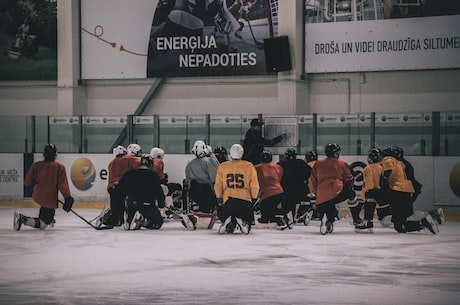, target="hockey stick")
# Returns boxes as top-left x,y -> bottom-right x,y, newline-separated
58,200 -> 113,230
244,12 -> 264,49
